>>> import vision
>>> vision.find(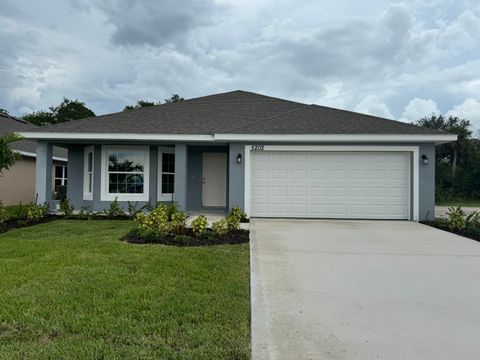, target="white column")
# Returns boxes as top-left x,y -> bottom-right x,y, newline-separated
174,144 -> 188,211
35,142 -> 53,205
